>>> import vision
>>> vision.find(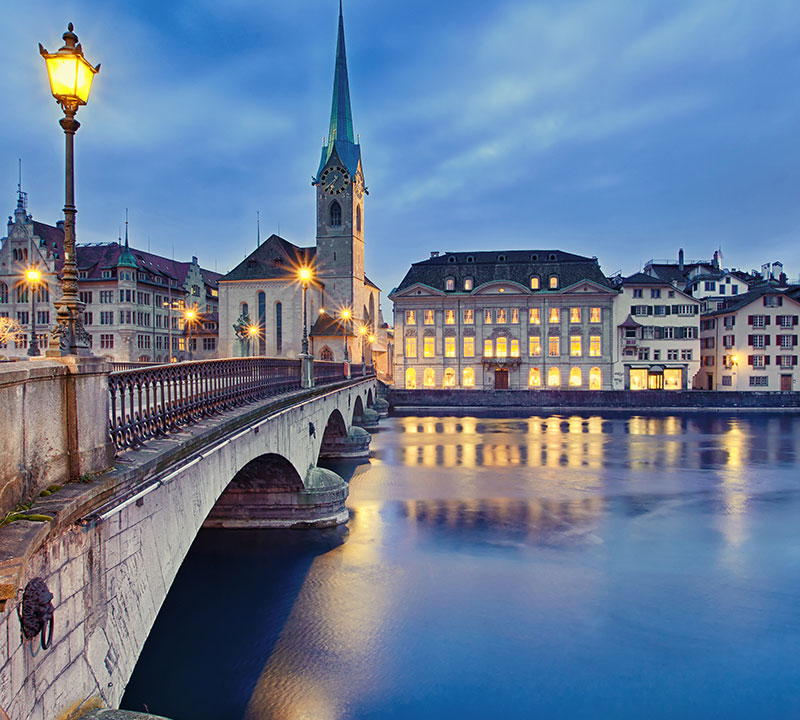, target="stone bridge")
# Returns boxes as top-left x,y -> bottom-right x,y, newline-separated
0,357 -> 383,719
